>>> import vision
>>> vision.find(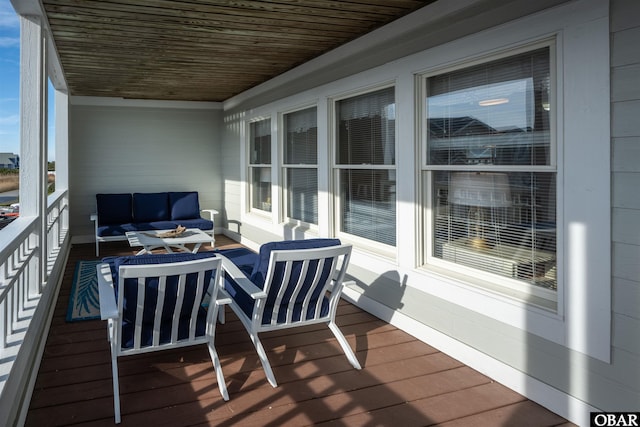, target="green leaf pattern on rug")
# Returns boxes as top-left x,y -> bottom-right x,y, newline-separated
76,261 -> 100,315
67,260 -> 102,322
